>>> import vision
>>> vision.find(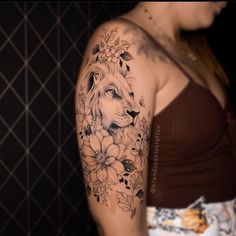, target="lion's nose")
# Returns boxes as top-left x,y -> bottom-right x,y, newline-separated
126,110 -> 140,119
